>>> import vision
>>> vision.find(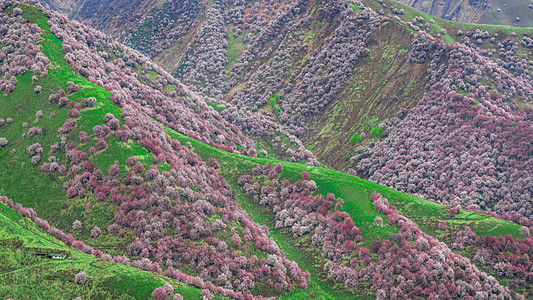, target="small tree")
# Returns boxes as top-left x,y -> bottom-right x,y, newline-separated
79,131 -> 88,143
335,198 -> 345,211
68,109 -> 80,118
268,97 -> 277,108
74,271 -> 87,284
200,289 -> 214,300
208,157 -> 220,169
67,187 -> 78,199
96,139 -> 107,151
91,226 -> 101,238
448,207 -> 459,217
369,127 -> 384,138
0,138 -> 8,147
151,284 -> 173,300
72,220 -> 82,230
108,161 -> 120,178
520,226 -> 530,237
438,221 -> 448,230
